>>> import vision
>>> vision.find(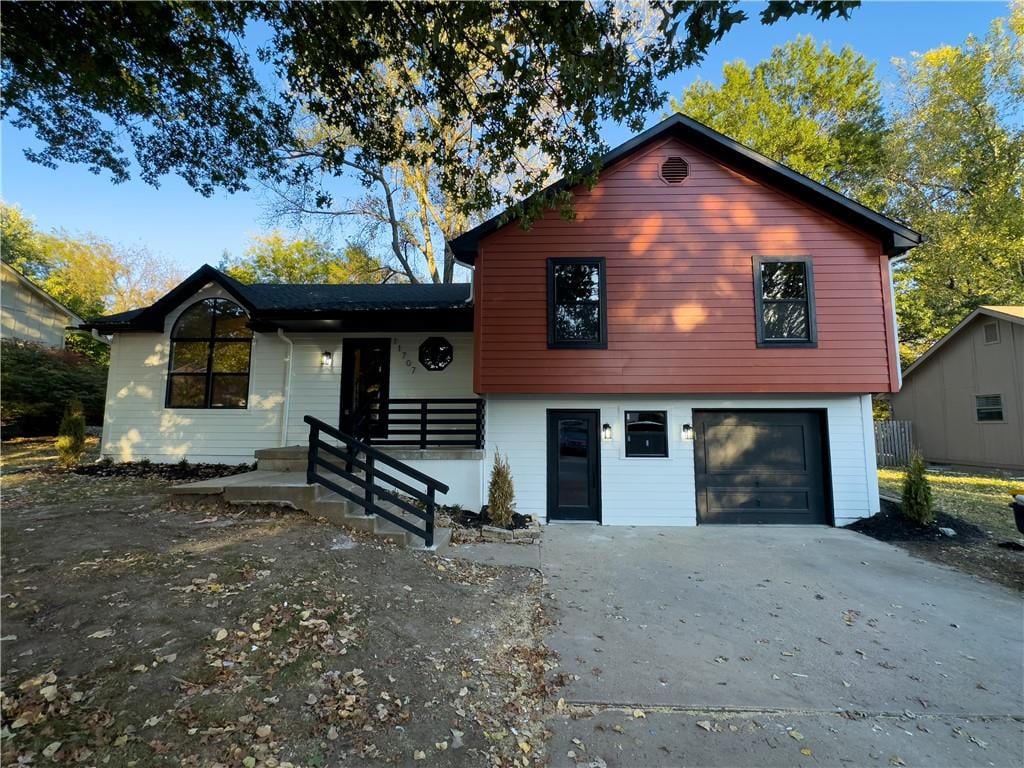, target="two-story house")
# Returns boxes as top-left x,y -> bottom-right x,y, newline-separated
81,115 -> 920,530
